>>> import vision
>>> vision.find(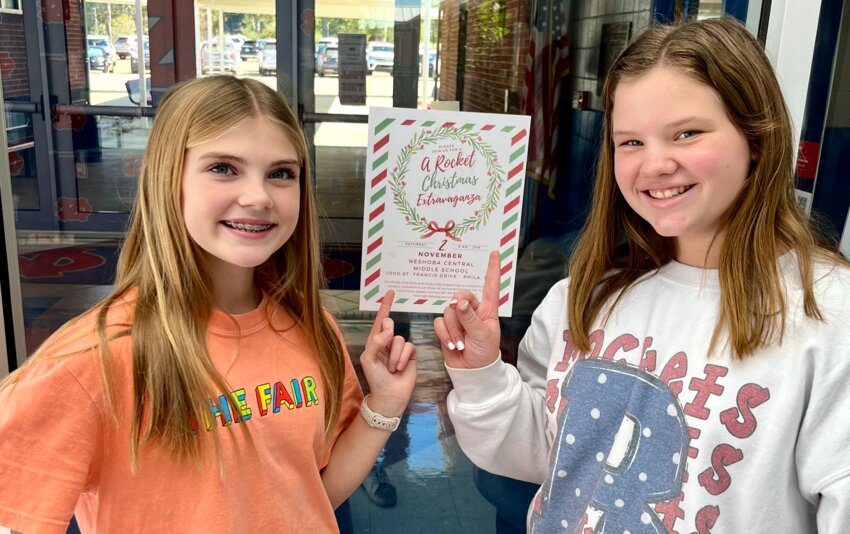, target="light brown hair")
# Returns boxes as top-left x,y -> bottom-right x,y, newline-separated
567,17 -> 846,358
2,76 -> 346,467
